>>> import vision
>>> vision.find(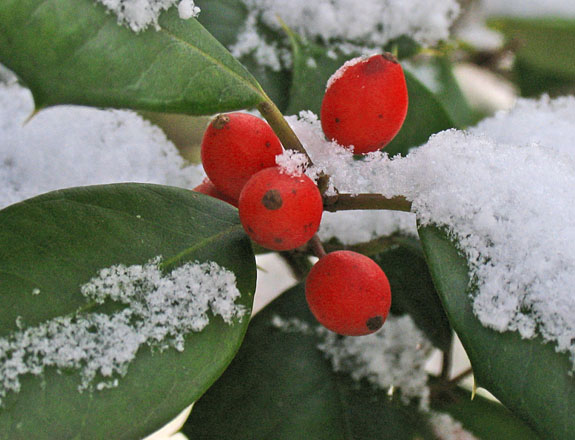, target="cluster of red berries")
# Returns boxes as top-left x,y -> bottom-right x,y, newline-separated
195,53 -> 407,336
